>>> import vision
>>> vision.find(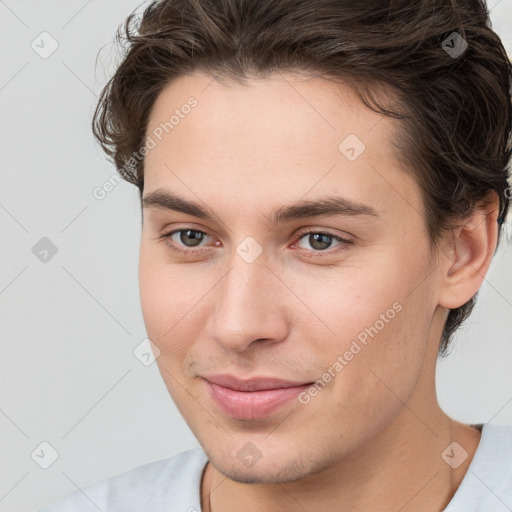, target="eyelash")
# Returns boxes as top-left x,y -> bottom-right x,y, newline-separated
159,228 -> 352,257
